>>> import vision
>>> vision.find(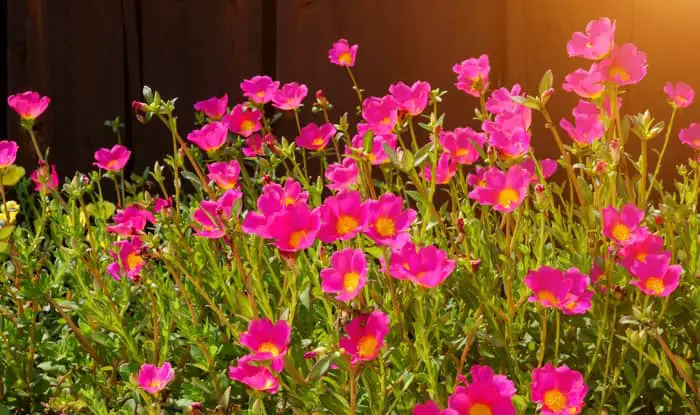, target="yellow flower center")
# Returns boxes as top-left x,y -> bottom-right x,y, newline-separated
343,272 -> 360,293
611,223 -> 630,242
312,137 -> 326,147
544,389 -> 568,413
338,52 -> 353,65
644,277 -> 665,295
240,120 -> 255,133
455,148 -> 470,157
469,403 -> 492,415
609,65 -> 631,82
149,380 -> 162,390
635,251 -> 647,262
256,91 -> 266,98
380,117 -> 392,125
498,188 -> 519,208
263,378 -> 275,390
375,217 -> 396,238
357,335 -> 378,358
106,159 -> 121,170
537,290 -> 559,305
126,252 -> 144,270
288,230 -> 307,249
283,196 -> 296,207
258,342 -> 280,357
336,215 -> 359,236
